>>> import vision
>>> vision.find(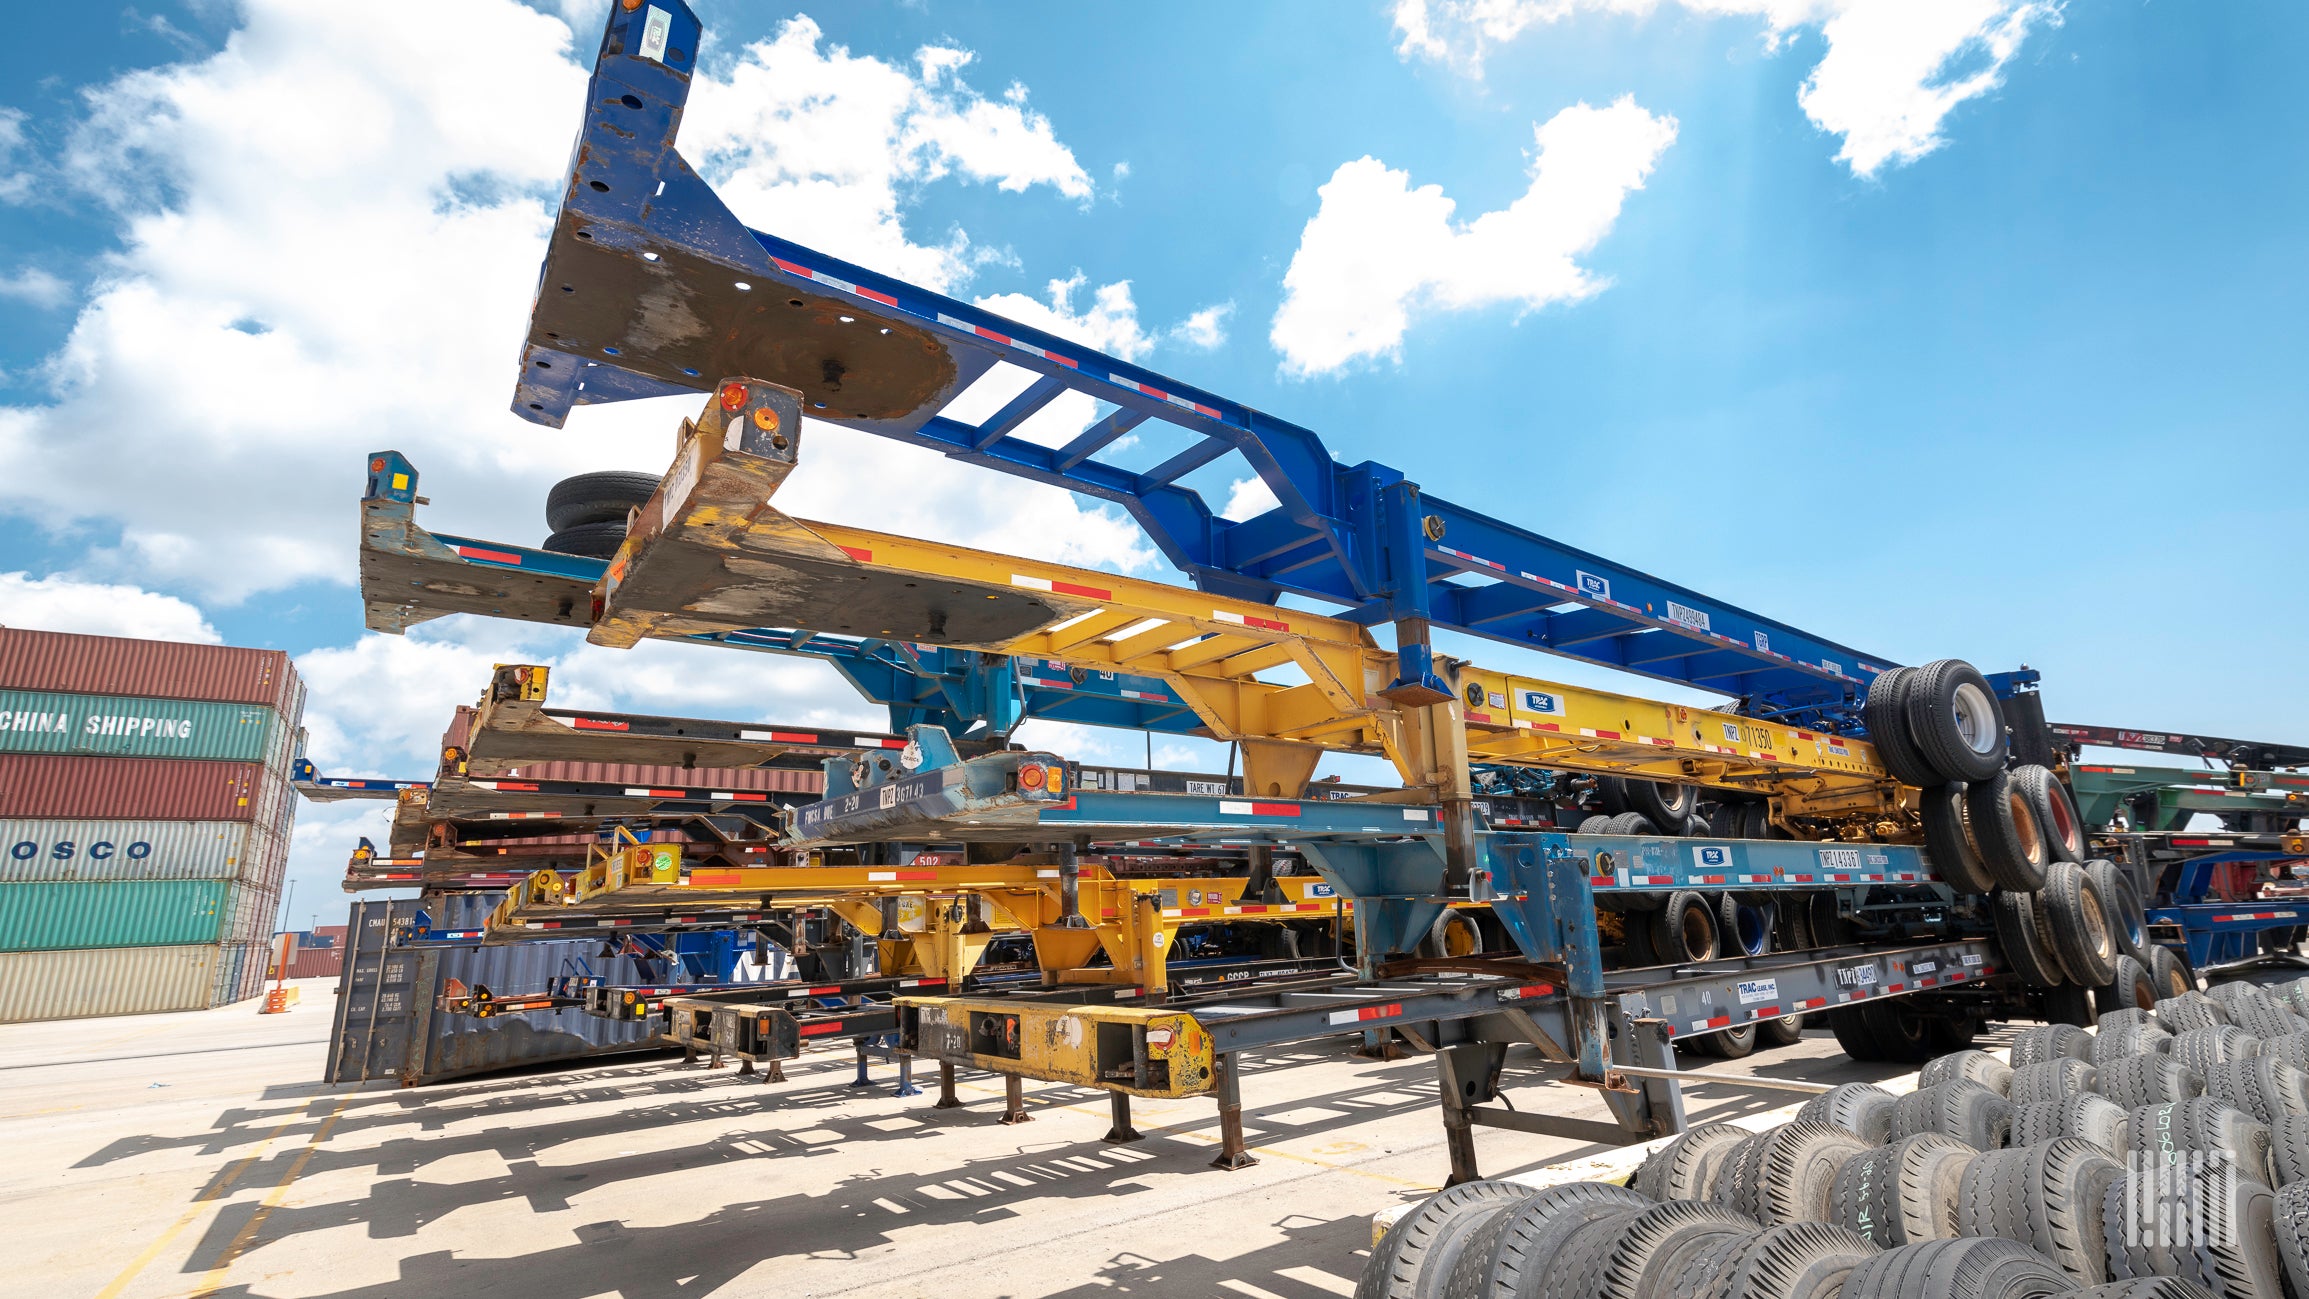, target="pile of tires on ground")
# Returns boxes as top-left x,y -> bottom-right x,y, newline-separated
1360,982 -> 2309,1299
